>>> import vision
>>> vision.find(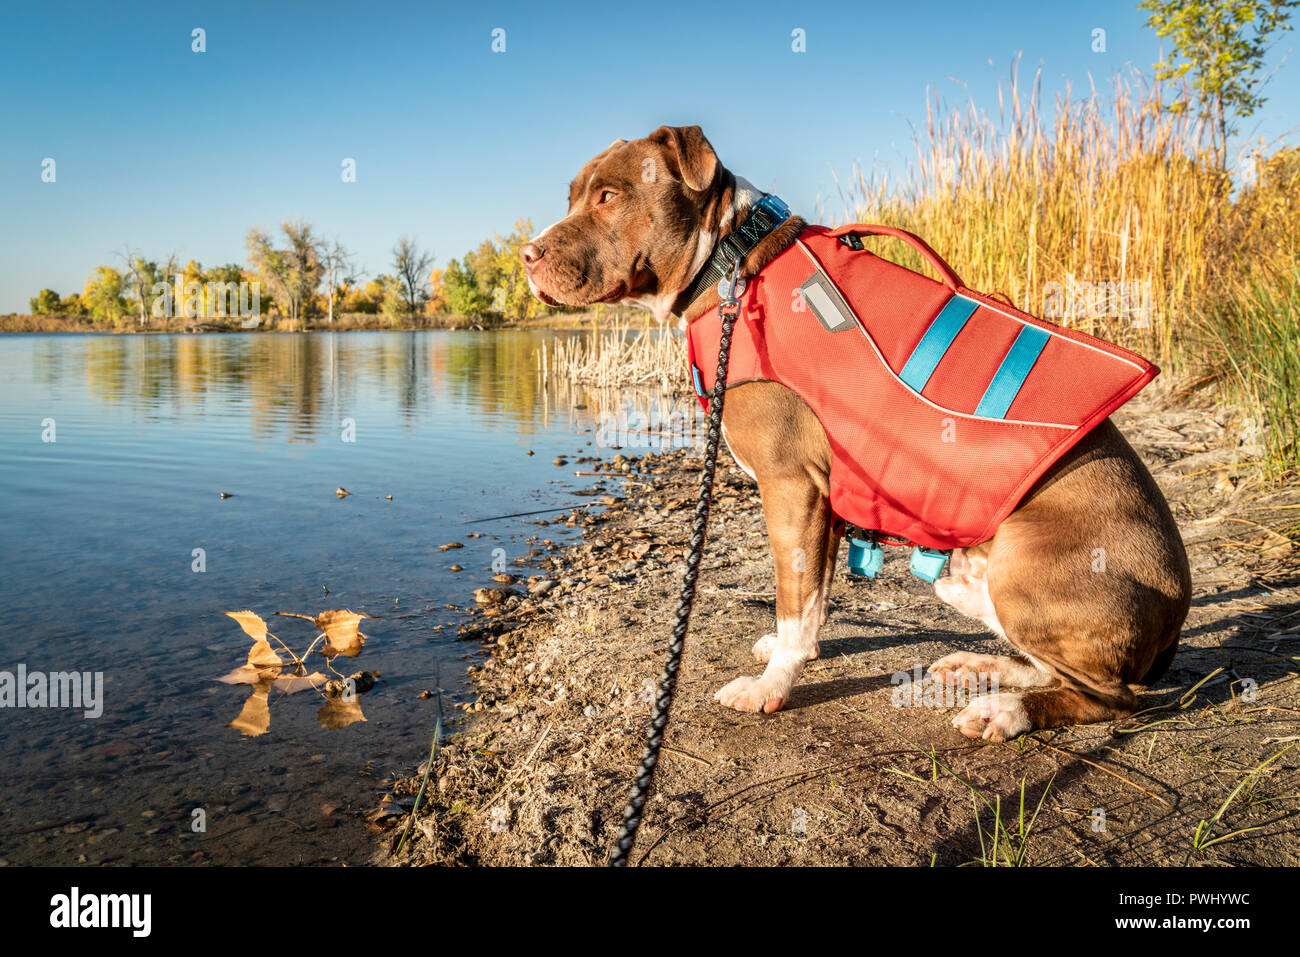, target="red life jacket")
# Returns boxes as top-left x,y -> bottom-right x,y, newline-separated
686,224 -> 1157,551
